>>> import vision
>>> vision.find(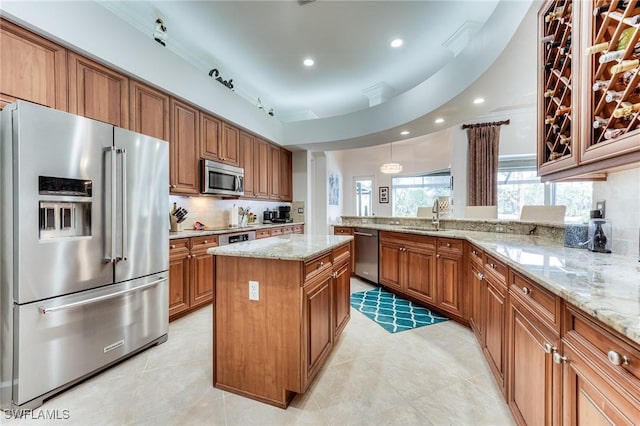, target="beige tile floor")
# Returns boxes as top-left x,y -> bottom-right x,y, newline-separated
5,278 -> 514,426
